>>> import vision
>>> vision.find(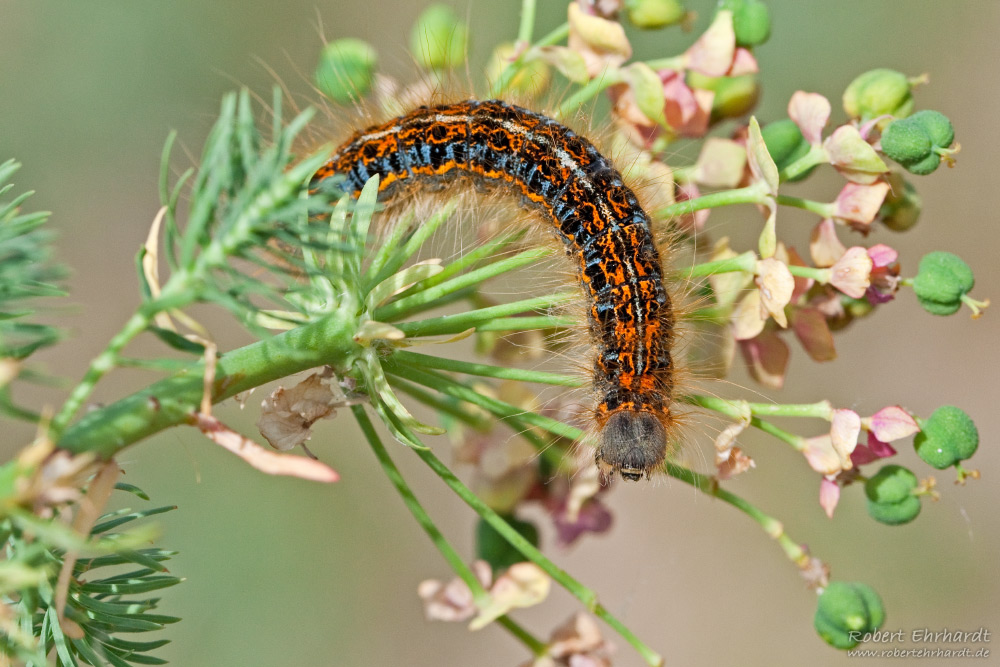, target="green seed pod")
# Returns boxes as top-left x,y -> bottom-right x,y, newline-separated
712,75 -> 760,121
814,582 -> 886,650
476,515 -> 539,573
881,118 -> 932,165
879,174 -> 921,232
864,464 -> 918,505
914,406 -> 979,469
761,119 -> 814,181
315,38 -> 378,104
411,4 -> 469,70
867,495 -> 922,526
909,109 -> 955,148
721,0 -> 771,46
625,0 -> 686,29
912,251 -> 975,316
843,68 -> 914,120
